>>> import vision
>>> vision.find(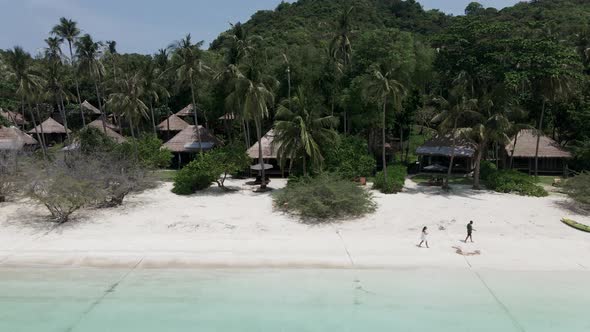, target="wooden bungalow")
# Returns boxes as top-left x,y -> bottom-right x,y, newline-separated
157,114 -> 190,140
0,109 -> 28,127
247,129 -> 285,176
163,125 -> 221,168
416,134 -> 476,173
28,118 -> 71,145
504,129 -> 572,175
88,120 -> 126,144
0,126 -> 38,151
